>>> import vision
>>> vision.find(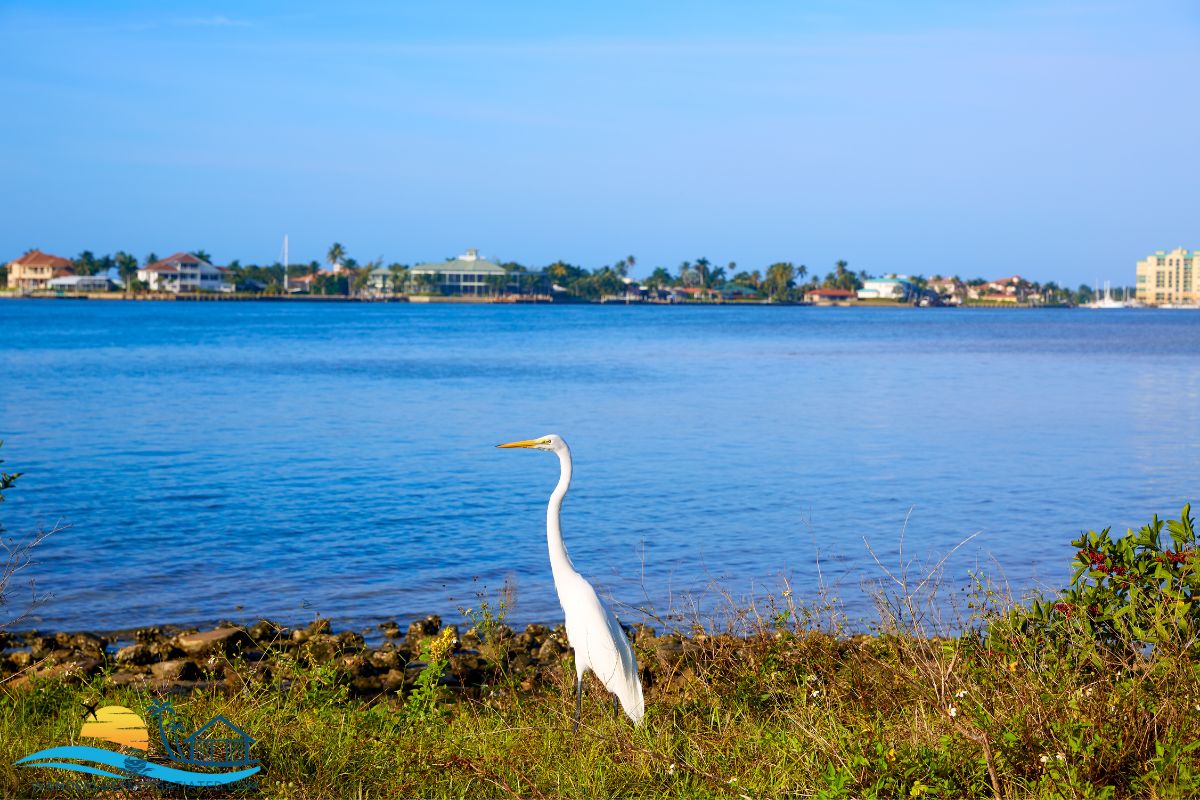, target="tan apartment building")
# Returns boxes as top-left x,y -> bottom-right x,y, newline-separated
6,249 -> 73,290
1137,248 -> 1199,306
